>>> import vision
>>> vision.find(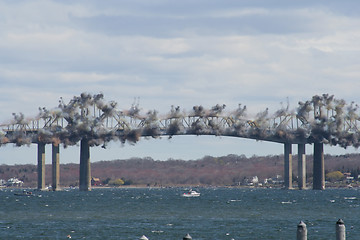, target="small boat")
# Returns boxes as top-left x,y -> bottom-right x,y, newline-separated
14,191 -> 33,196
182,189 -> 200,197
